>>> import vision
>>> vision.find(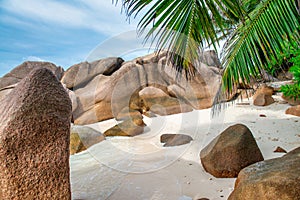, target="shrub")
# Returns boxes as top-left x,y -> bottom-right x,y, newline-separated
280,48 -> 300,100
